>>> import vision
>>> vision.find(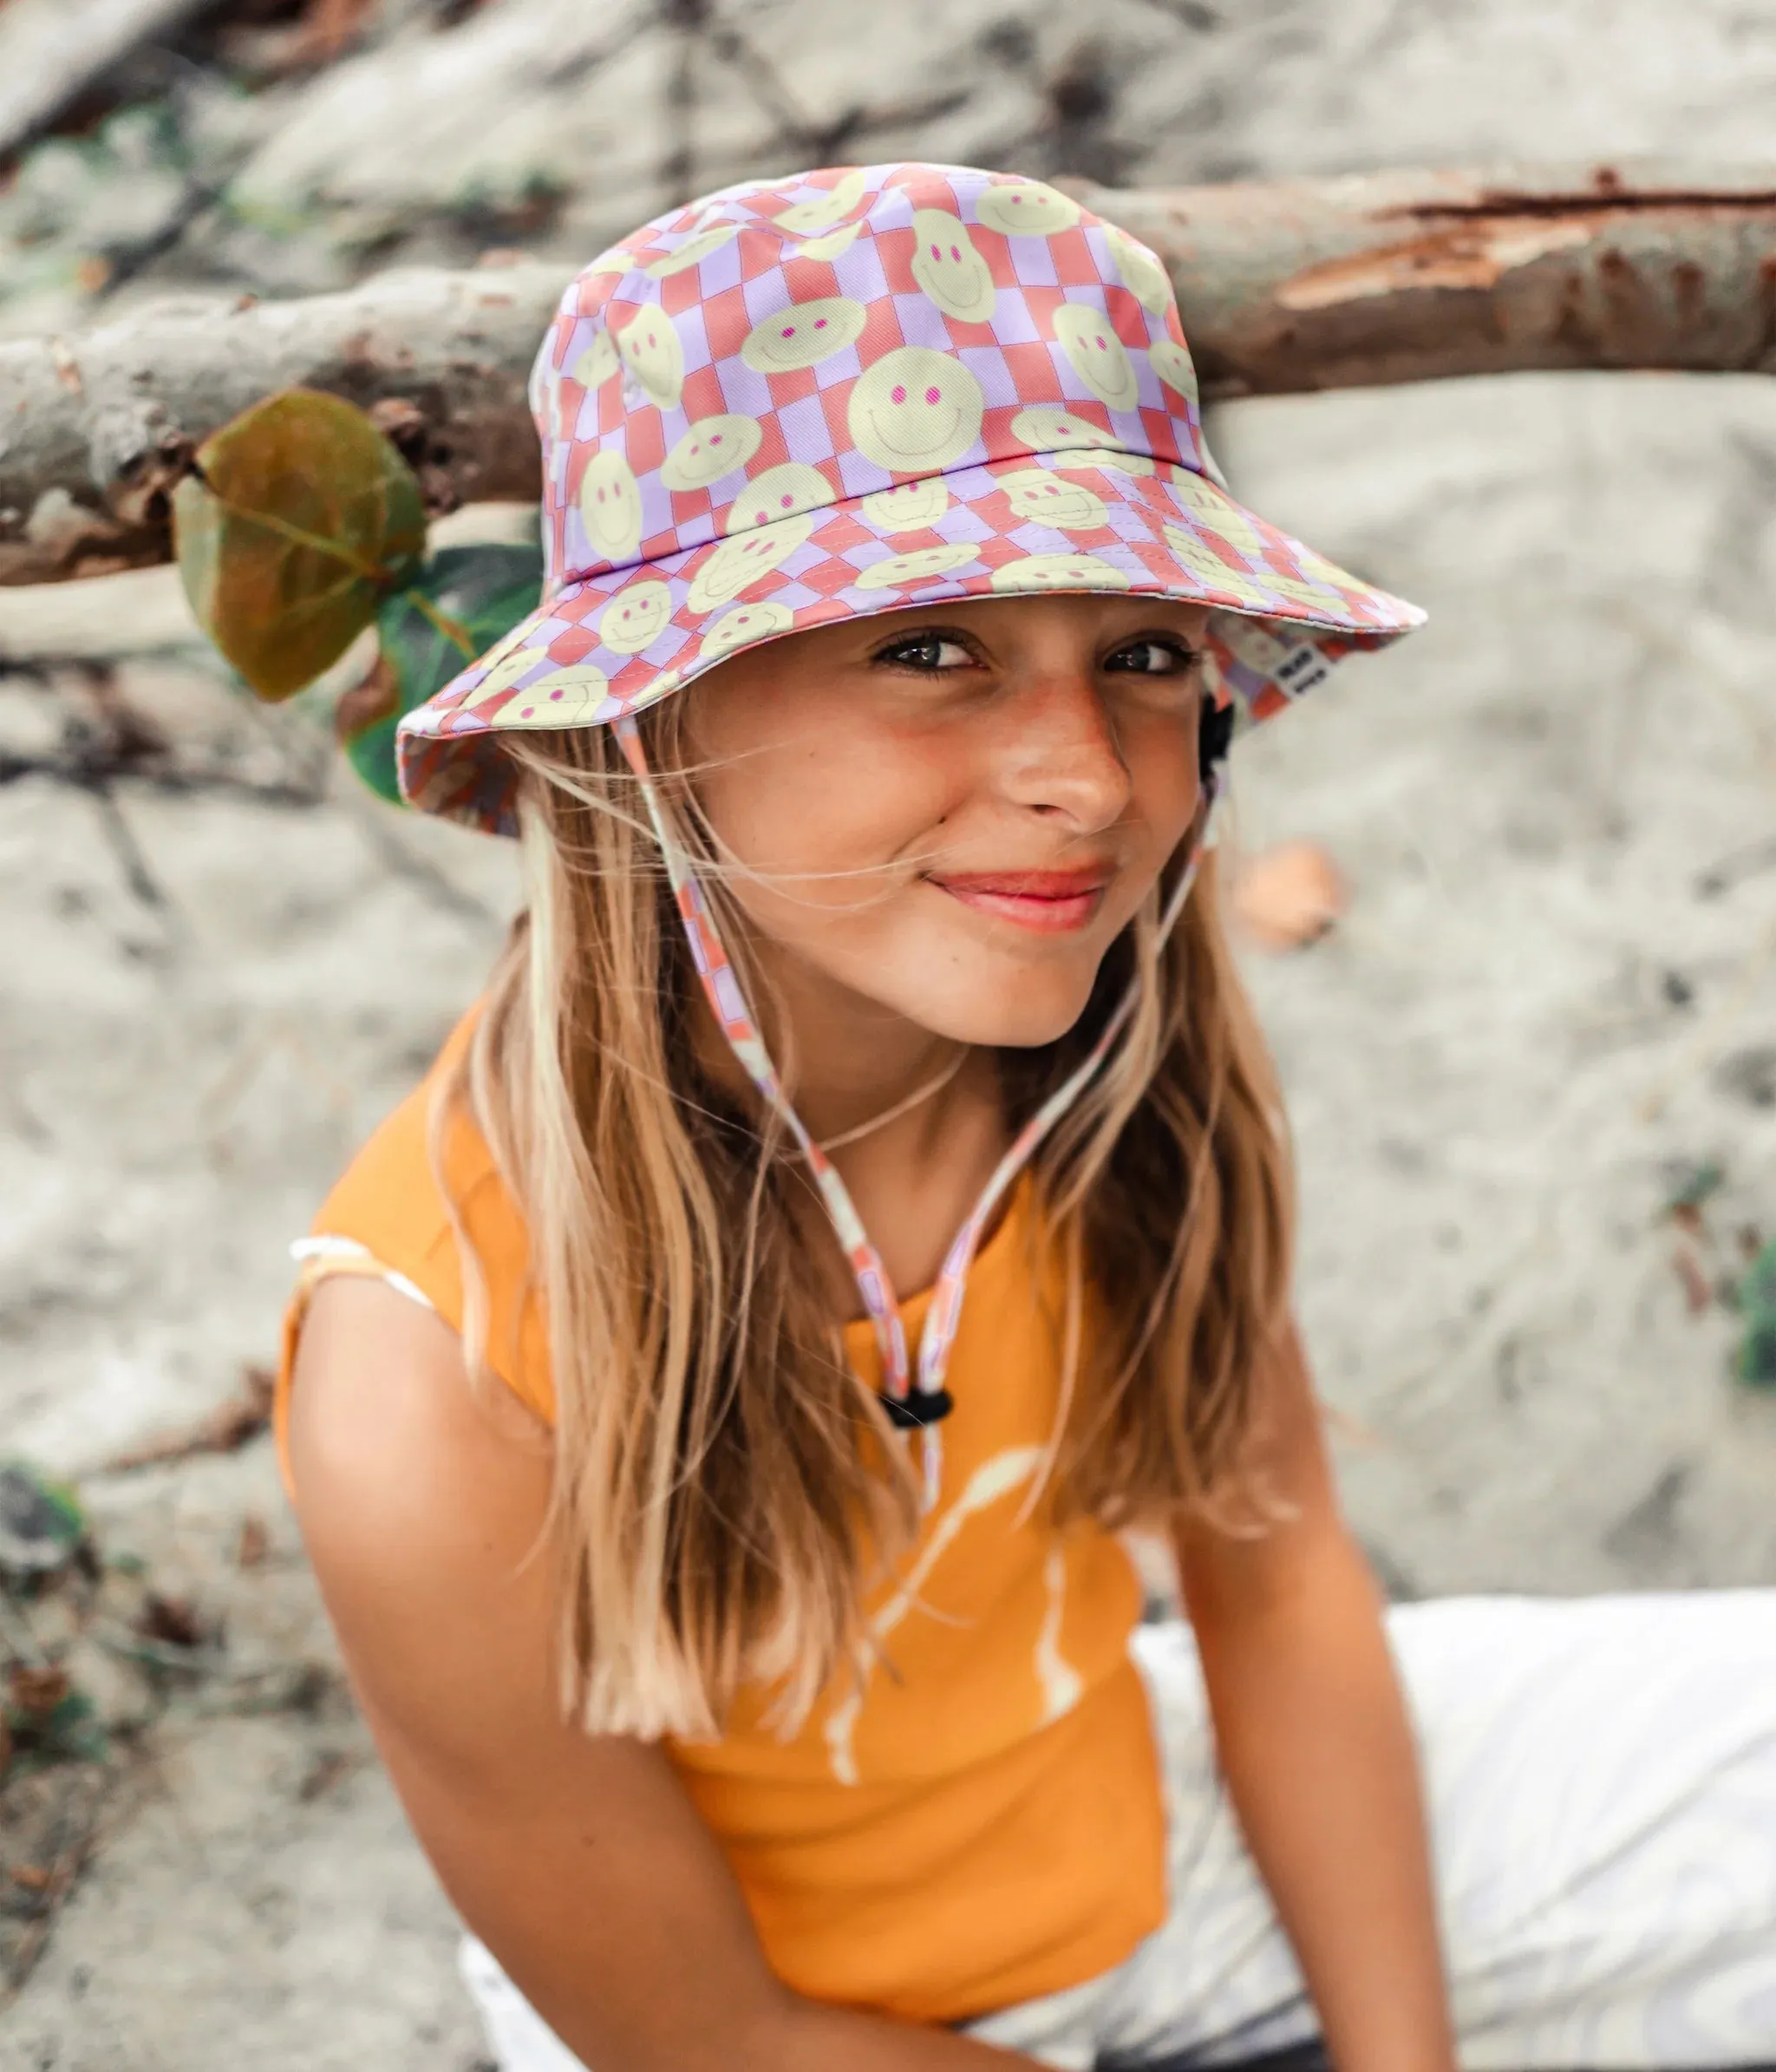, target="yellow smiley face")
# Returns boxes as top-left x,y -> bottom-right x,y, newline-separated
1078,448 -> 1157,476
859,477 -> 951,530
852,542 -> 980,591
774,168 -> 867,234
1168,472 -> 1268,558
789,221 -> 864,262
569,331 -> 619,392
998,467 -> 1109,531
974,179 -> 1081,236
848,348 -> 984,473
660,414 -> 763,493
1149,338 -> 1200,413
724,461 -> 835,533
989,552 -> 1132,593
1162,521 -> 1241,590
700,599 -> 794,656
615,308 -> 685,409
644,223 -> 740,278
599,580 -> 675,654
578,449 -> 643,565
498,666 -> 612,727
583,245 -> 637,279
909,208 -> 996,324
739,297 -> 869,373
685,513 -> 814,611
457,637 -> 549,708
1009,406 -> 1131,454
1105,227 -> 1173,316
1053,305 -> 1141,413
